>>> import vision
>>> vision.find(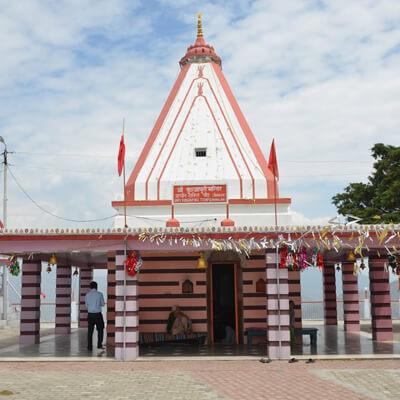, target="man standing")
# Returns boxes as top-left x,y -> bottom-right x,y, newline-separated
85,281 -> 105,351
